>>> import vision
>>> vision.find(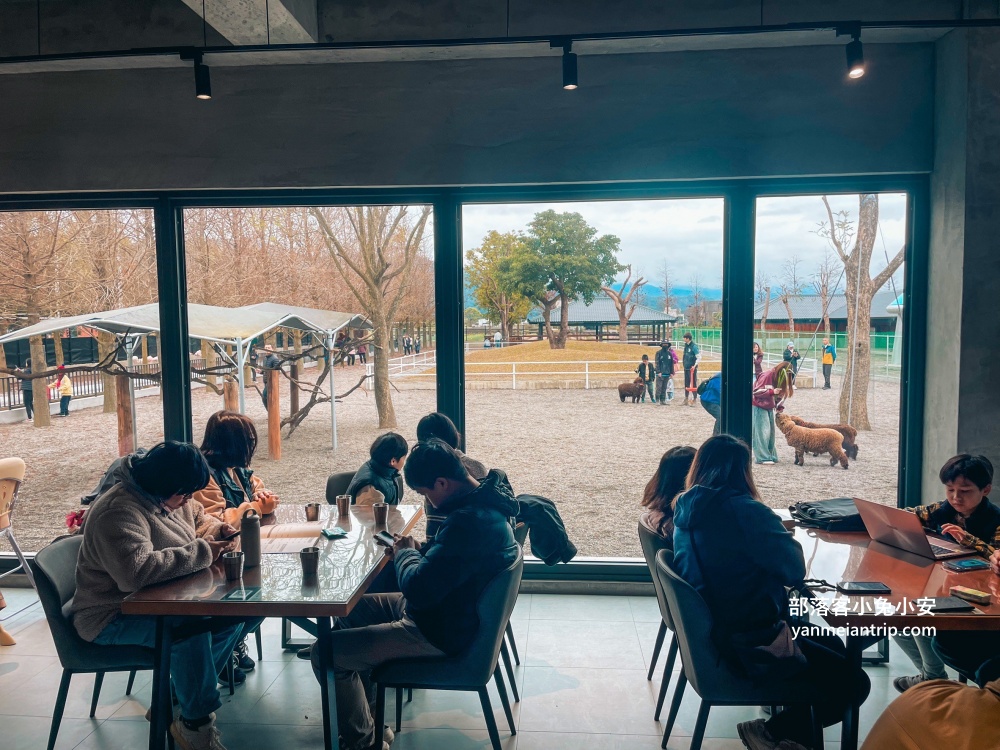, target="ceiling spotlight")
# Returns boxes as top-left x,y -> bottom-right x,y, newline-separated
550,39 -> 578,90
837,23 -> 865,79
193,52 -> 212,100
